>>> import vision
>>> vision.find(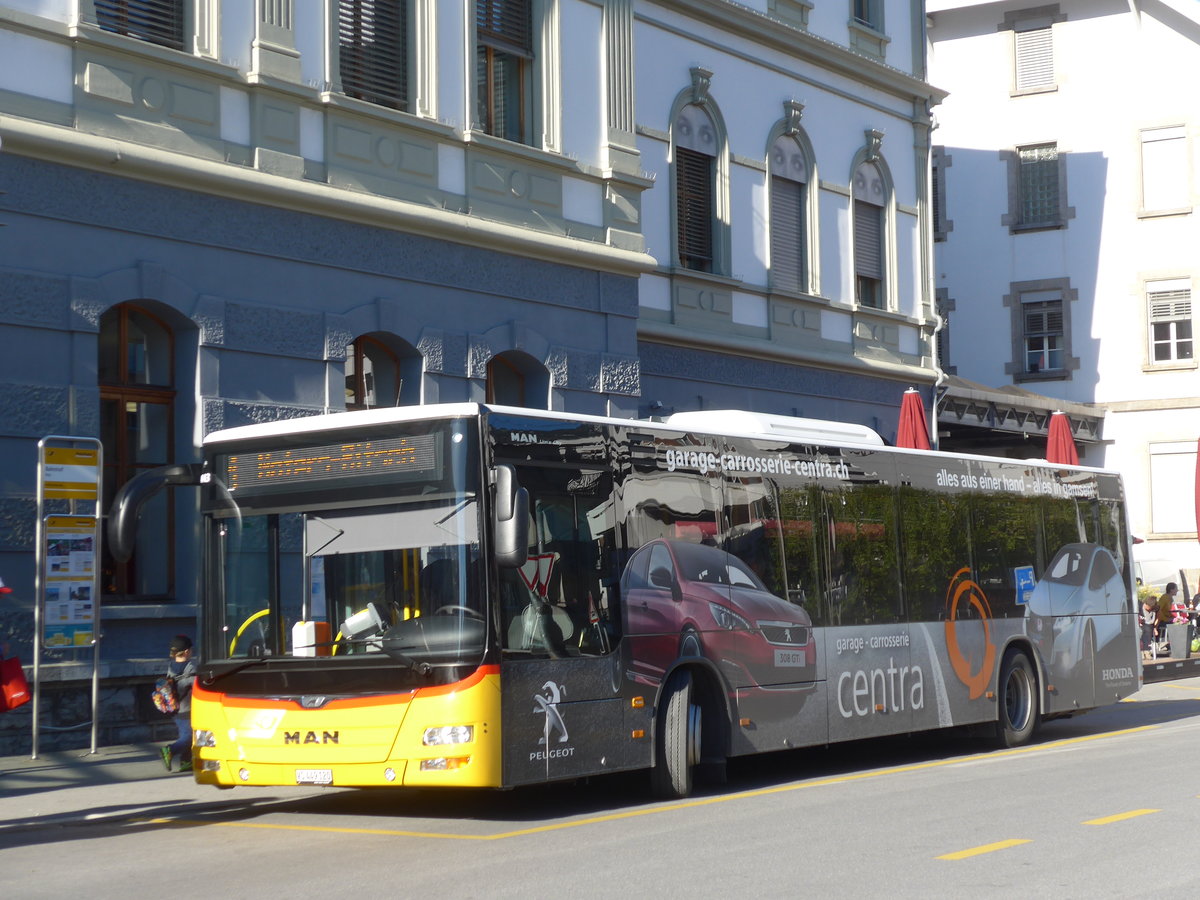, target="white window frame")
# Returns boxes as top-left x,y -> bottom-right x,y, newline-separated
1145,278 -> 1194,367
1148,441 -> 1199,535
1140,126 -> 1191,216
